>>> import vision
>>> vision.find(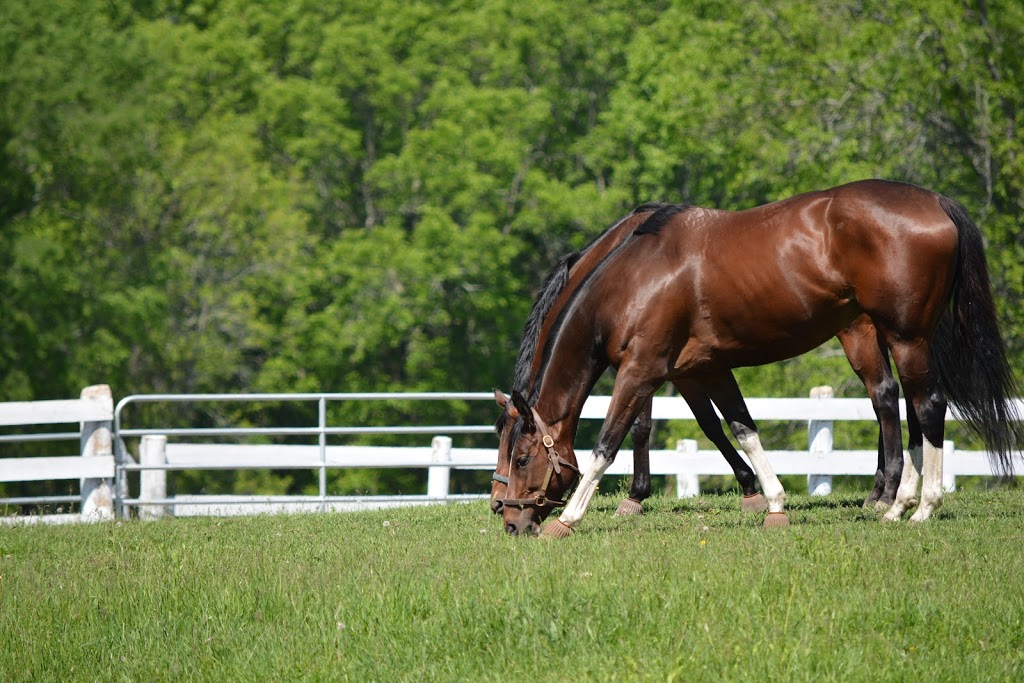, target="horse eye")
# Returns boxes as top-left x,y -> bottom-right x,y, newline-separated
515,455 -> 530,468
